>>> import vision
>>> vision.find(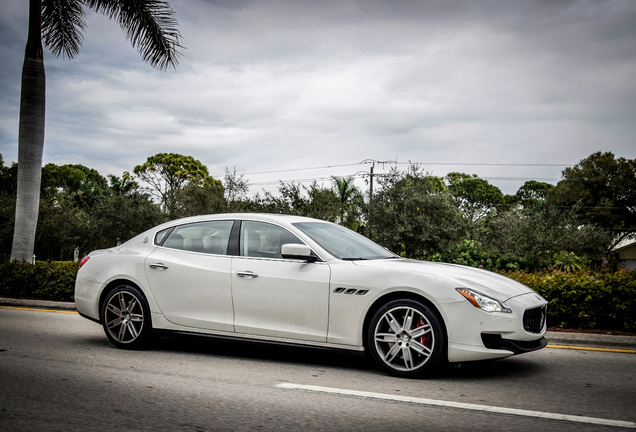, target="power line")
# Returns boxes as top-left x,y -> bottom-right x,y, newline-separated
218,159 -> 567,190
244,162 -> 361,176
248,176 -> 336,187
394,161 -> 568,167
227,160 -> 570,179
